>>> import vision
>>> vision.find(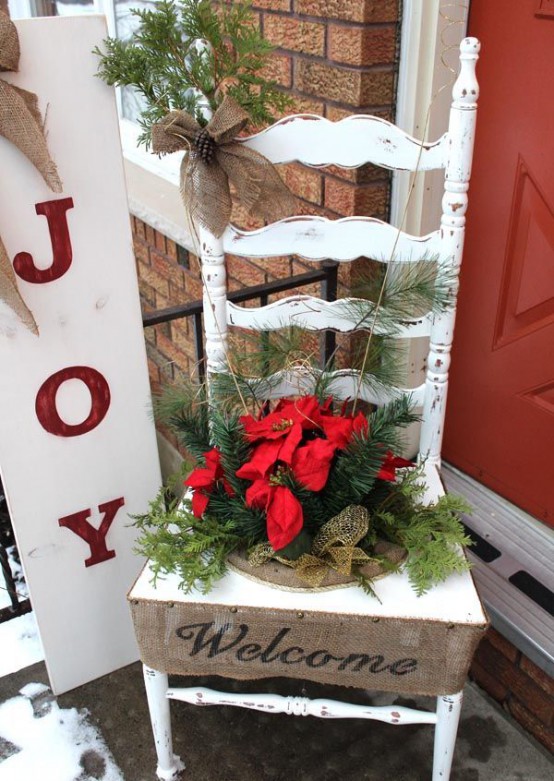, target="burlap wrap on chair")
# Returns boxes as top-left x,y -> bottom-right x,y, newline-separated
130,597 -> 487,697
0,11 -> 62,334
151,95 -> 296,237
